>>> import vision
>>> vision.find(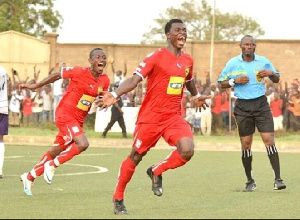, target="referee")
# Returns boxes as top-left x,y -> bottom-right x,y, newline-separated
217,35 -> 286,192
